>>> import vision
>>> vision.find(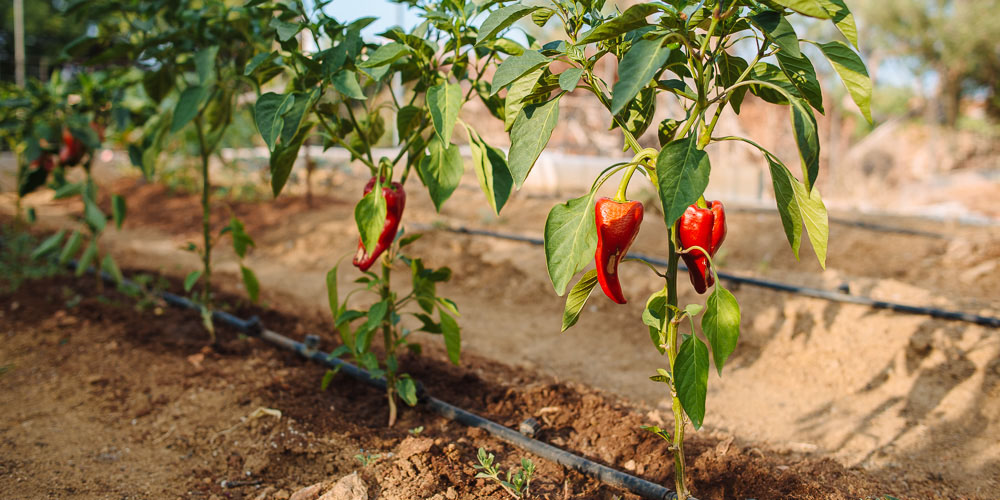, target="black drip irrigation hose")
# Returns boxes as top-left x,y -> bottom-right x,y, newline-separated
72,263 -> 683,500
432,225 -> 1000,329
